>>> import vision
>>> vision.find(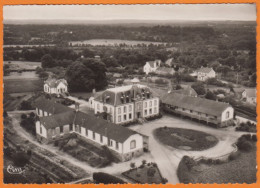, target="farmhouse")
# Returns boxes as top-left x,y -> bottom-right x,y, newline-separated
93,84 -> 160,124
196,67 -> 216,81
143,59 -> 161,75
35,97 -> 148,161
44,78 -> 68,95
242,88 -> 256,105
161,93 -> 234,127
